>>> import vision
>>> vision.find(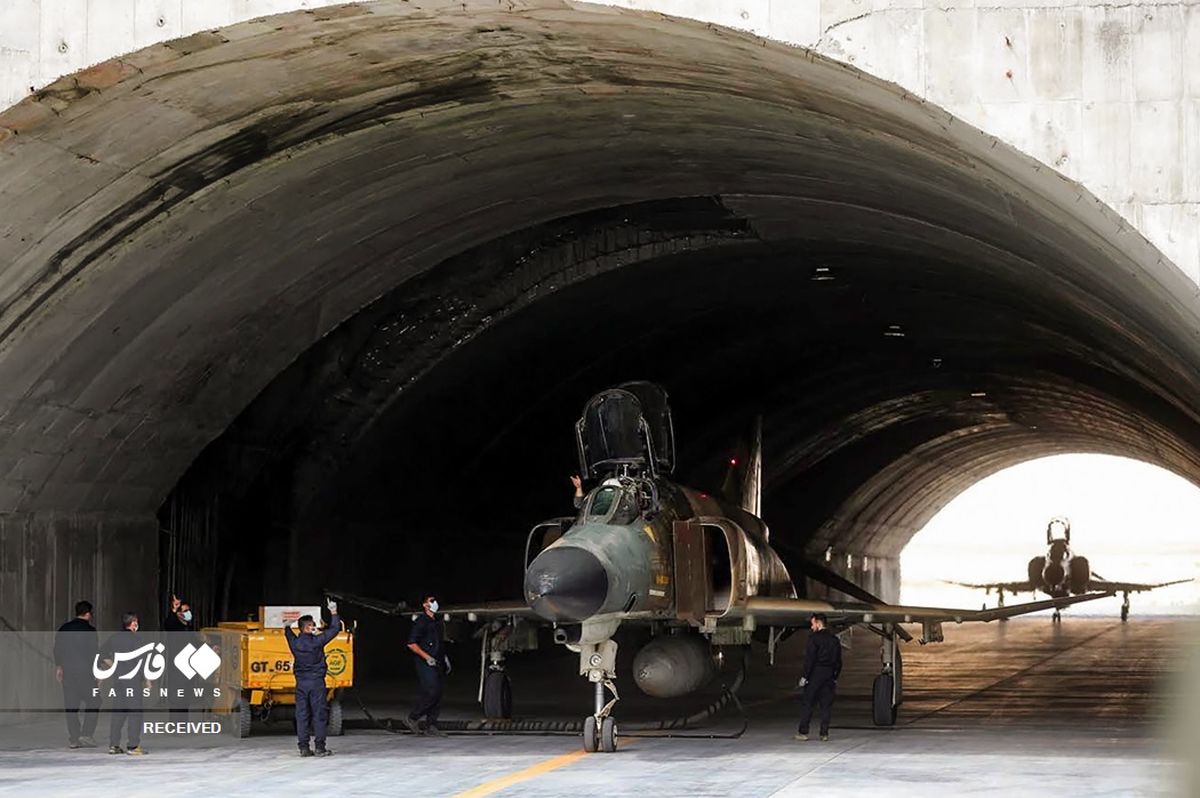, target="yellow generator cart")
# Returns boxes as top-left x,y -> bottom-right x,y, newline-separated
204,607 -> 354,738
